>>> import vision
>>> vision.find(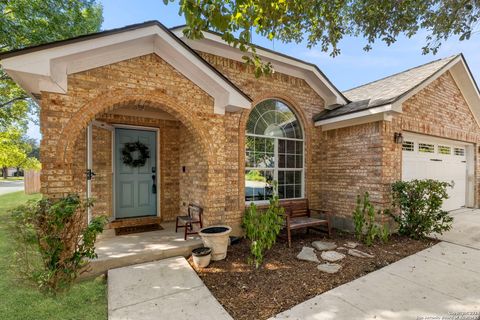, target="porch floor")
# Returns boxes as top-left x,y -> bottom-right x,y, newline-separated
84,222 -> 203,277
